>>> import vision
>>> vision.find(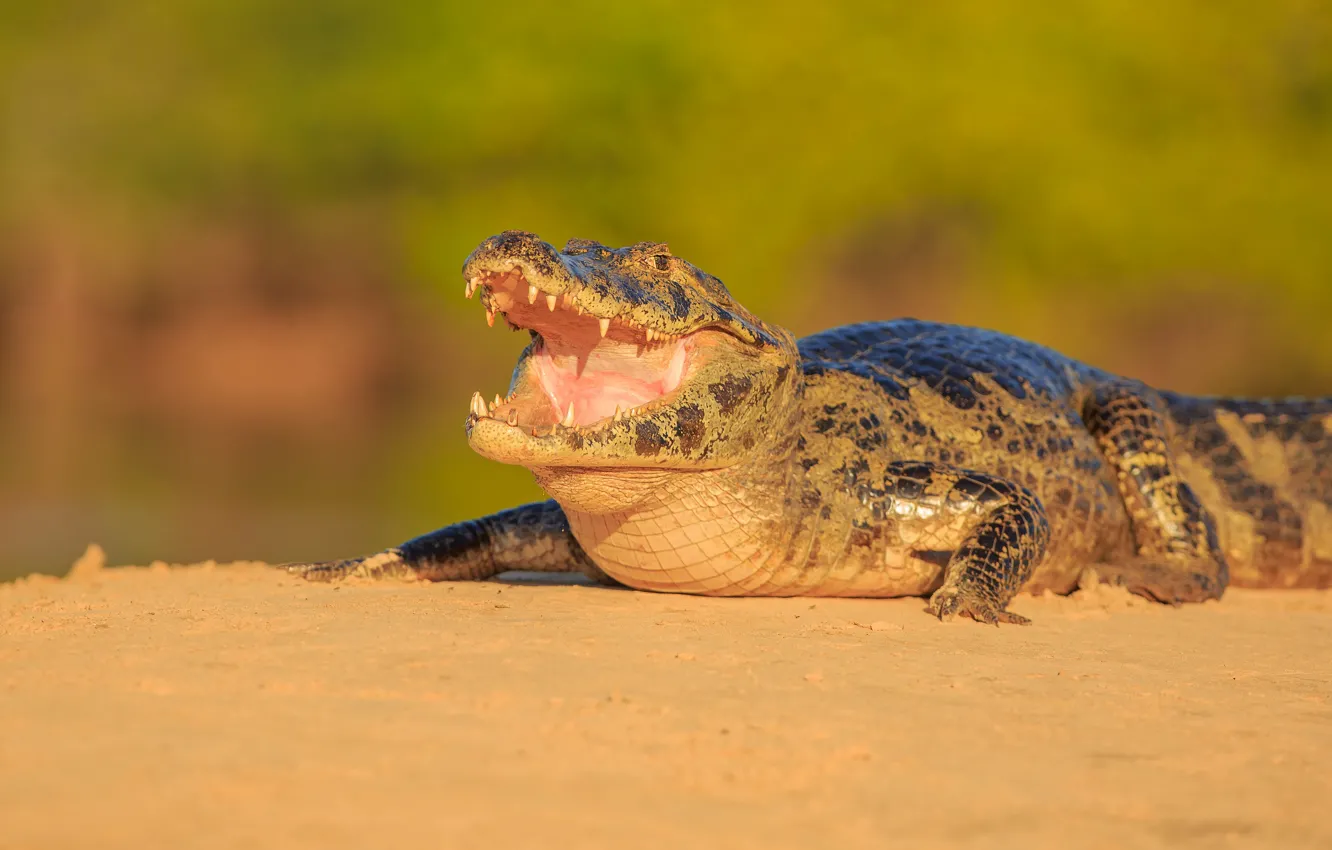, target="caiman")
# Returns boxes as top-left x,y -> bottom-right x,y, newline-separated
283,231 -> 1332,624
